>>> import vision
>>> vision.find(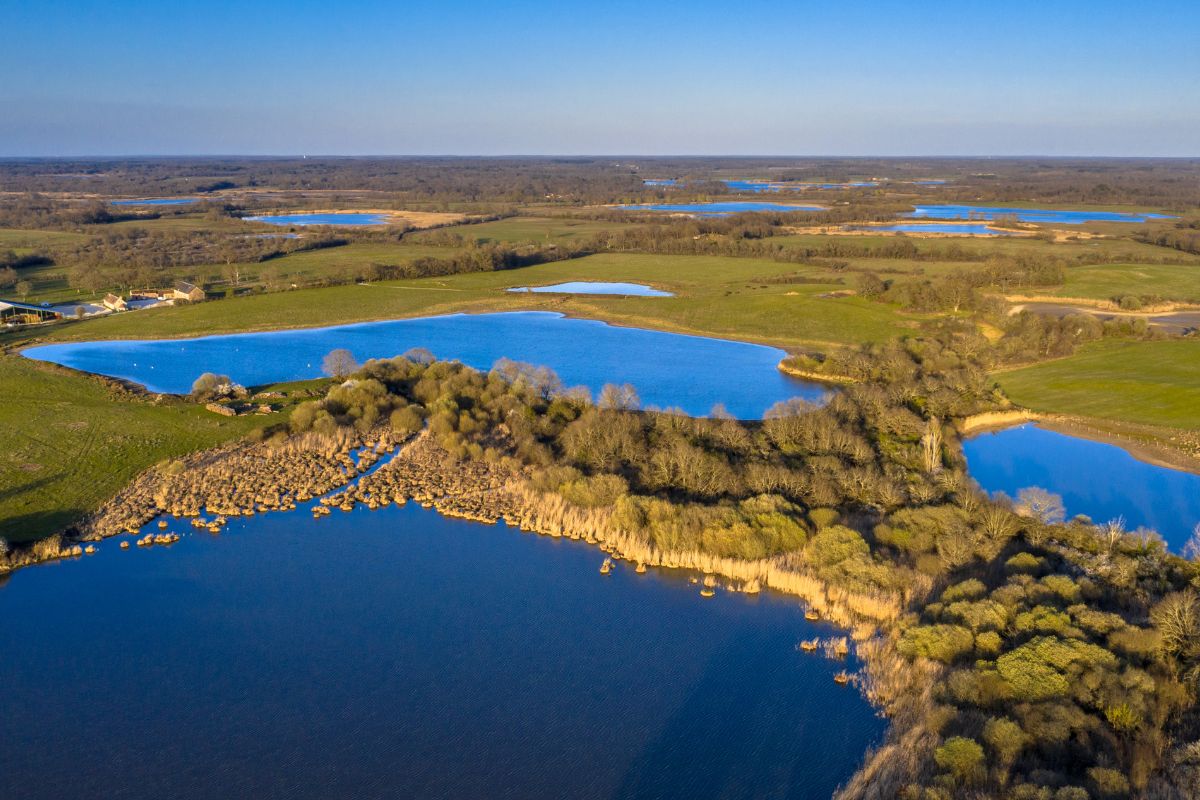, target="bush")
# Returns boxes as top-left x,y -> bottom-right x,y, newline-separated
806,525 -> 869,566
983,716 -> 1028,764
898,624 -> 975,663
1087,767 -> 1130,798
934,736 -> 984,784
808,507 -> 840,529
